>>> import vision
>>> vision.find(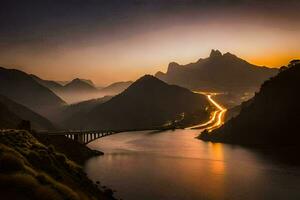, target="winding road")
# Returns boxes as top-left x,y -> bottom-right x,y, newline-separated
188,92 -> 227,131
